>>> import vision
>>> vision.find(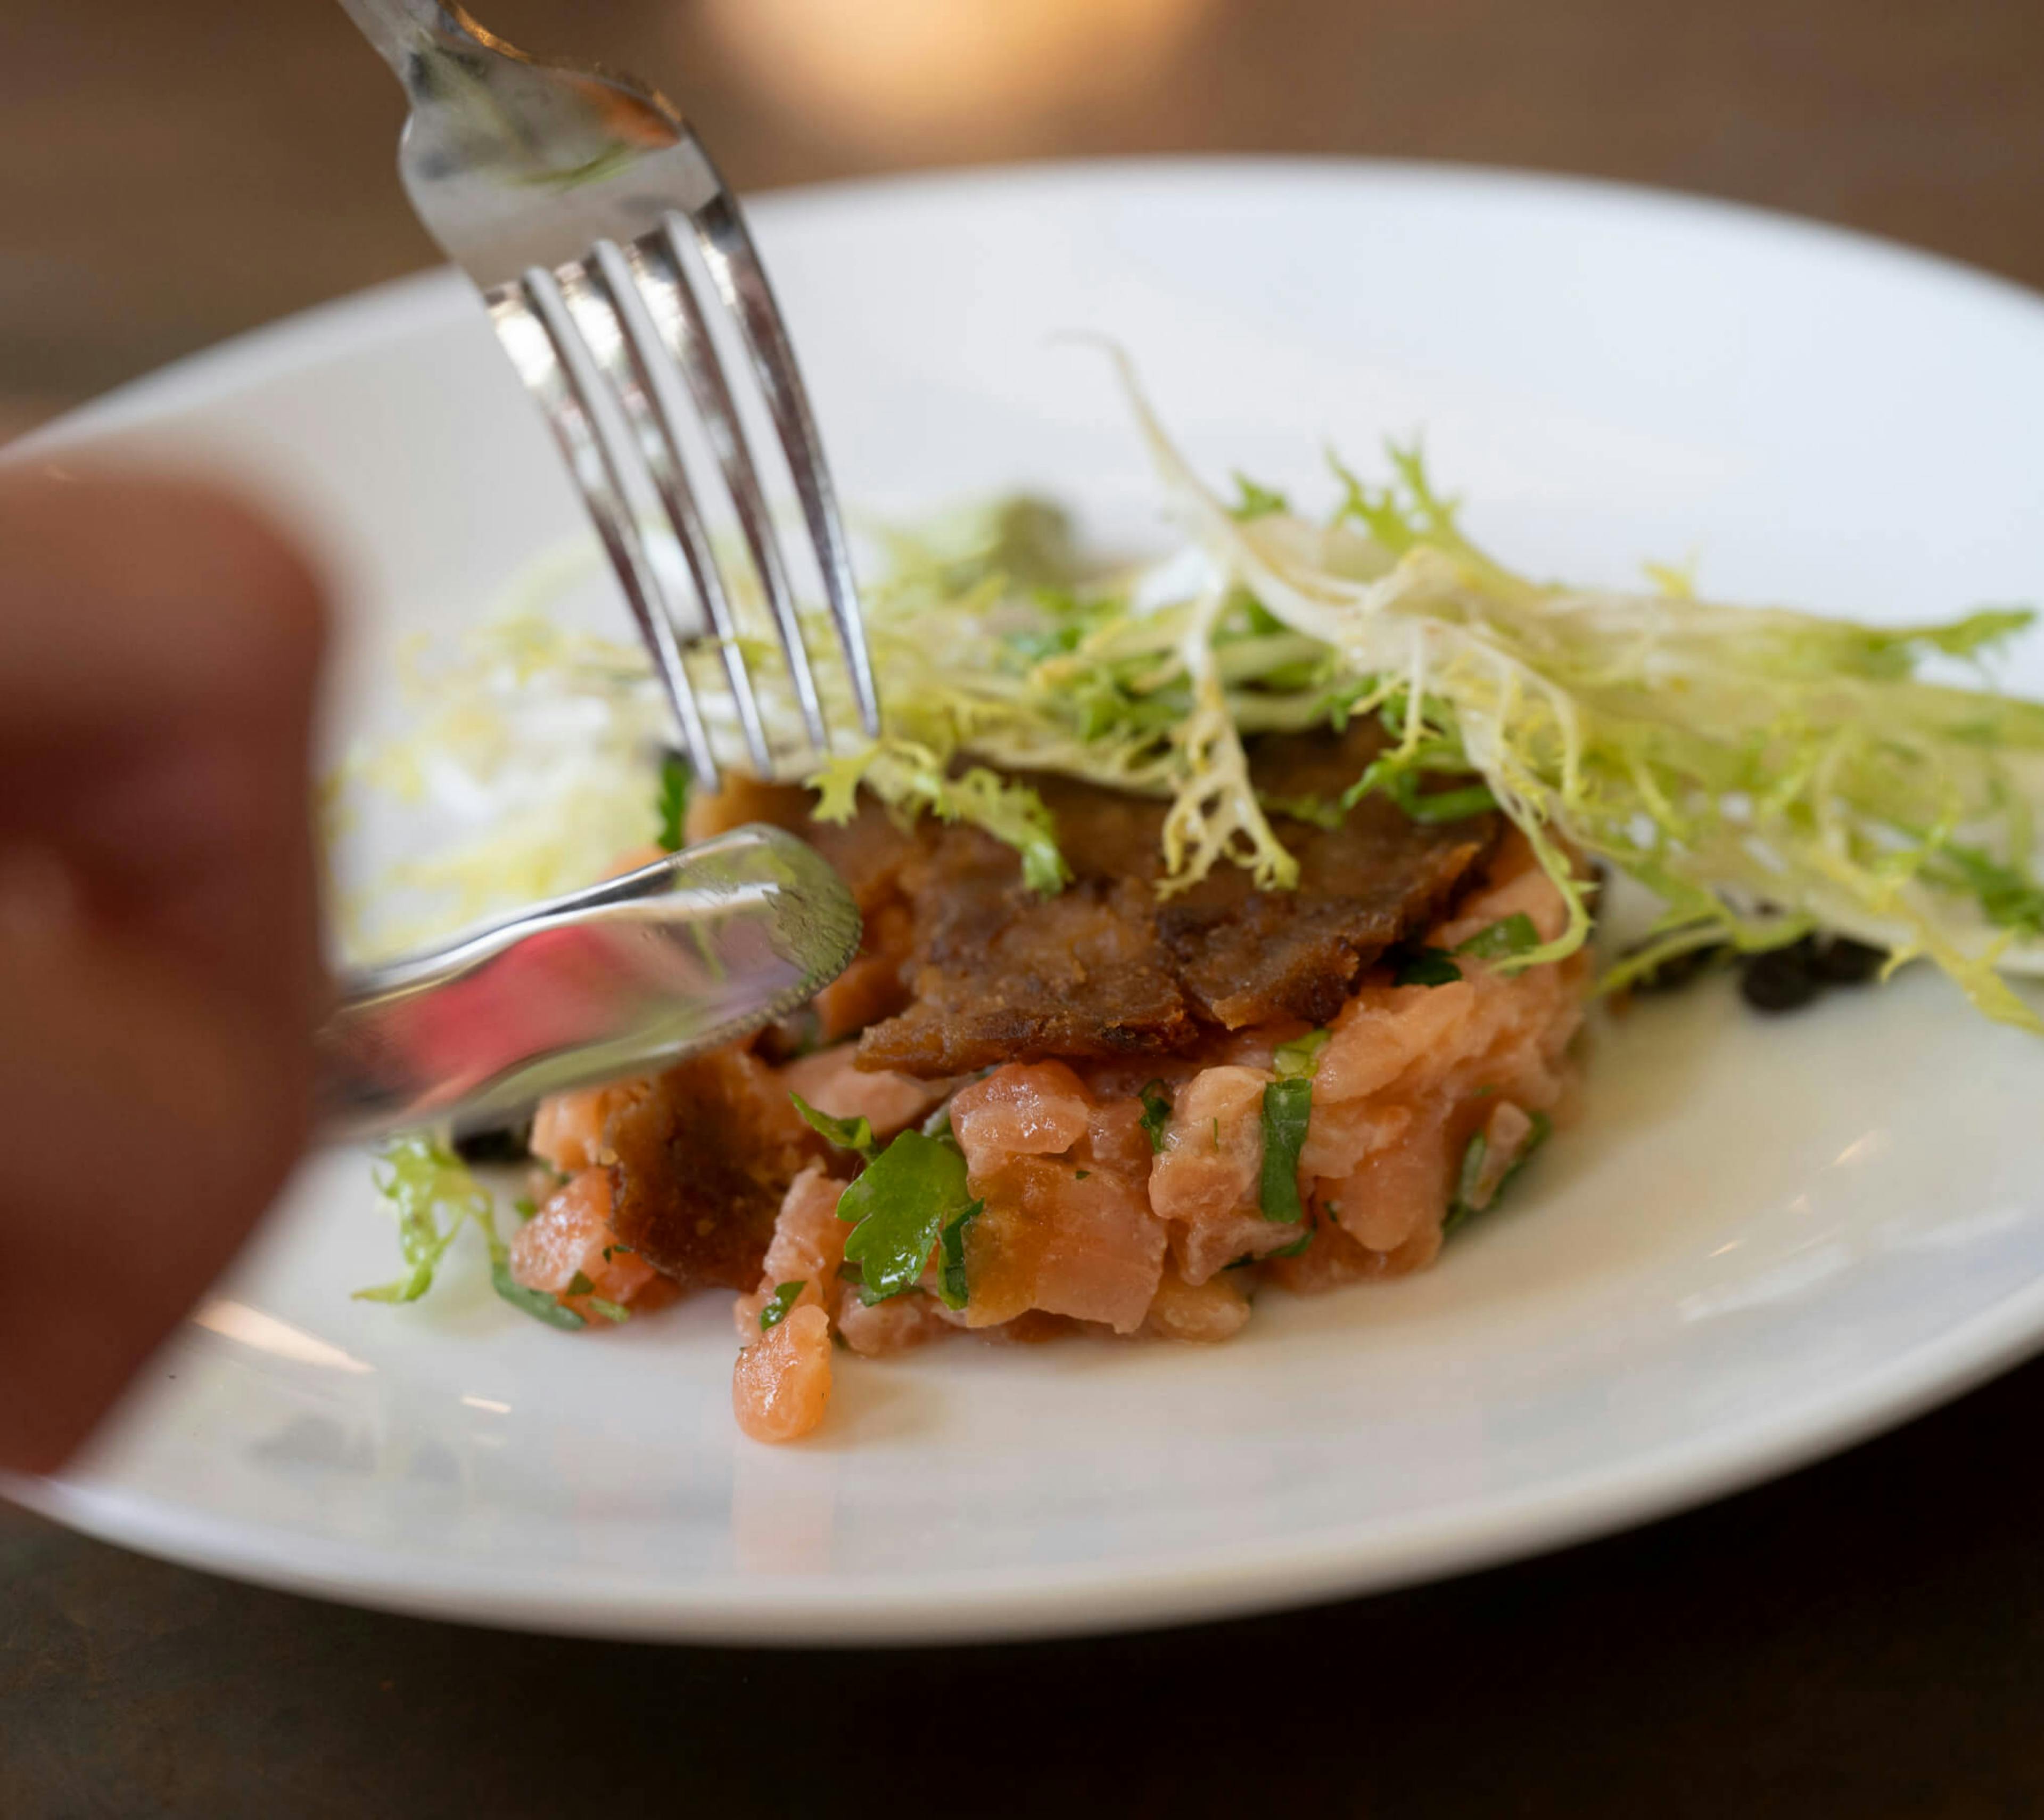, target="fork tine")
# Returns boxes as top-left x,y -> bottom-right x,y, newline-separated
493,269 -> 723,794
630,224 -> 830,751
574,242 -> 775,777
674,146 -> 883,741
